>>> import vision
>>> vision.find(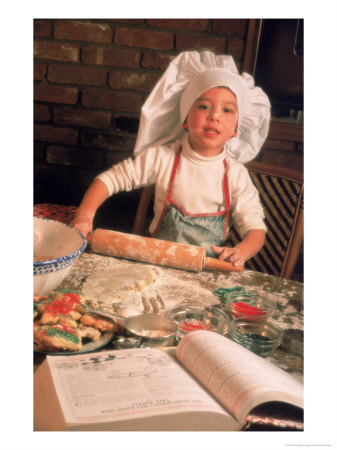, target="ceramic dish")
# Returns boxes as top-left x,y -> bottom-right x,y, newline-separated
34,217 -> 87,296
